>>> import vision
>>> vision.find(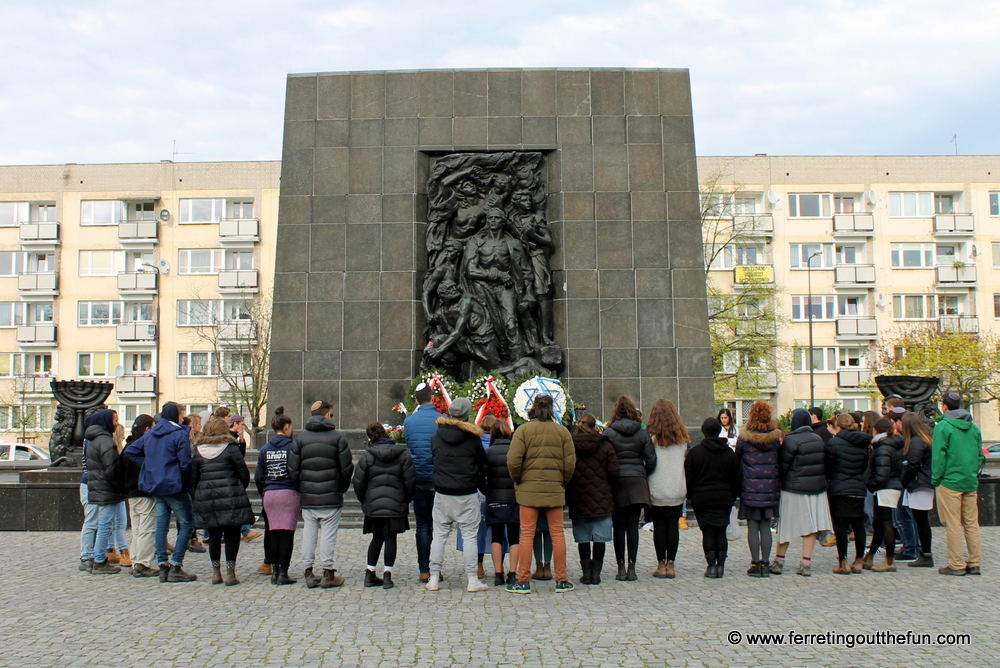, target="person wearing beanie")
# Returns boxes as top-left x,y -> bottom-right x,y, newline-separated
403,382 -> 442,583
426,397 -> 490,592
684,417 -> 739,578
771,409 -> 832,577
